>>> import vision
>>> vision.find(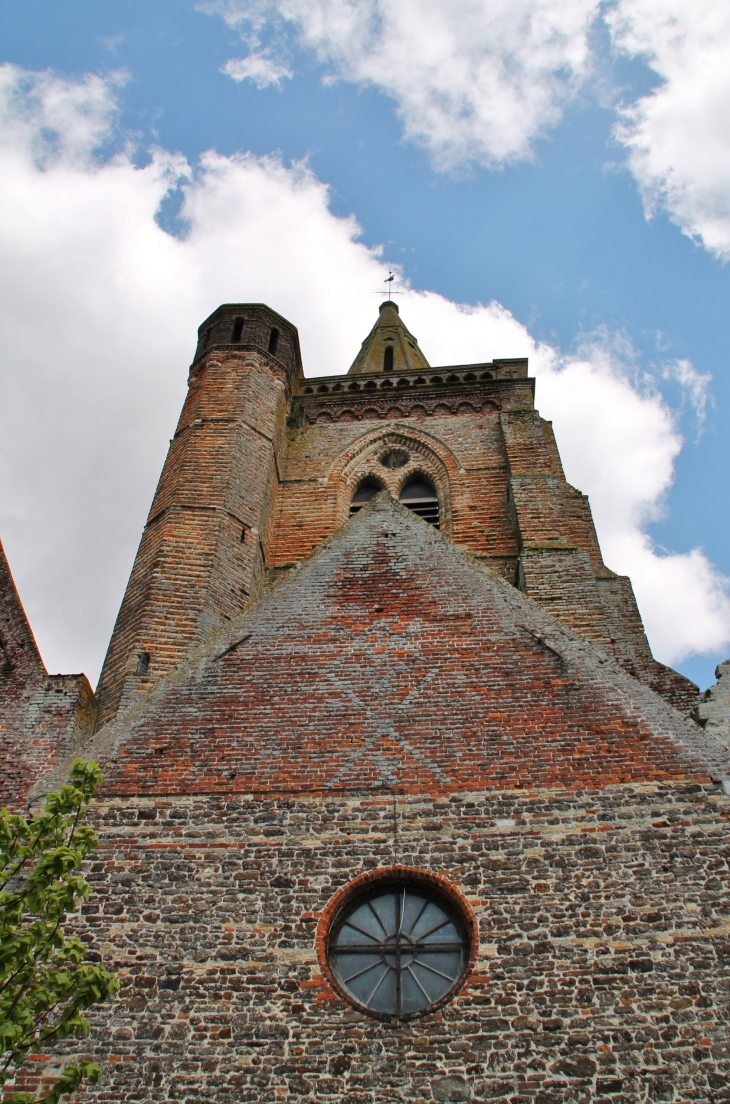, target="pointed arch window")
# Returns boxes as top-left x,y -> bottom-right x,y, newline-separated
383,345 -> 394,372
399,479 -> 439,528
350,479 -> 382,517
